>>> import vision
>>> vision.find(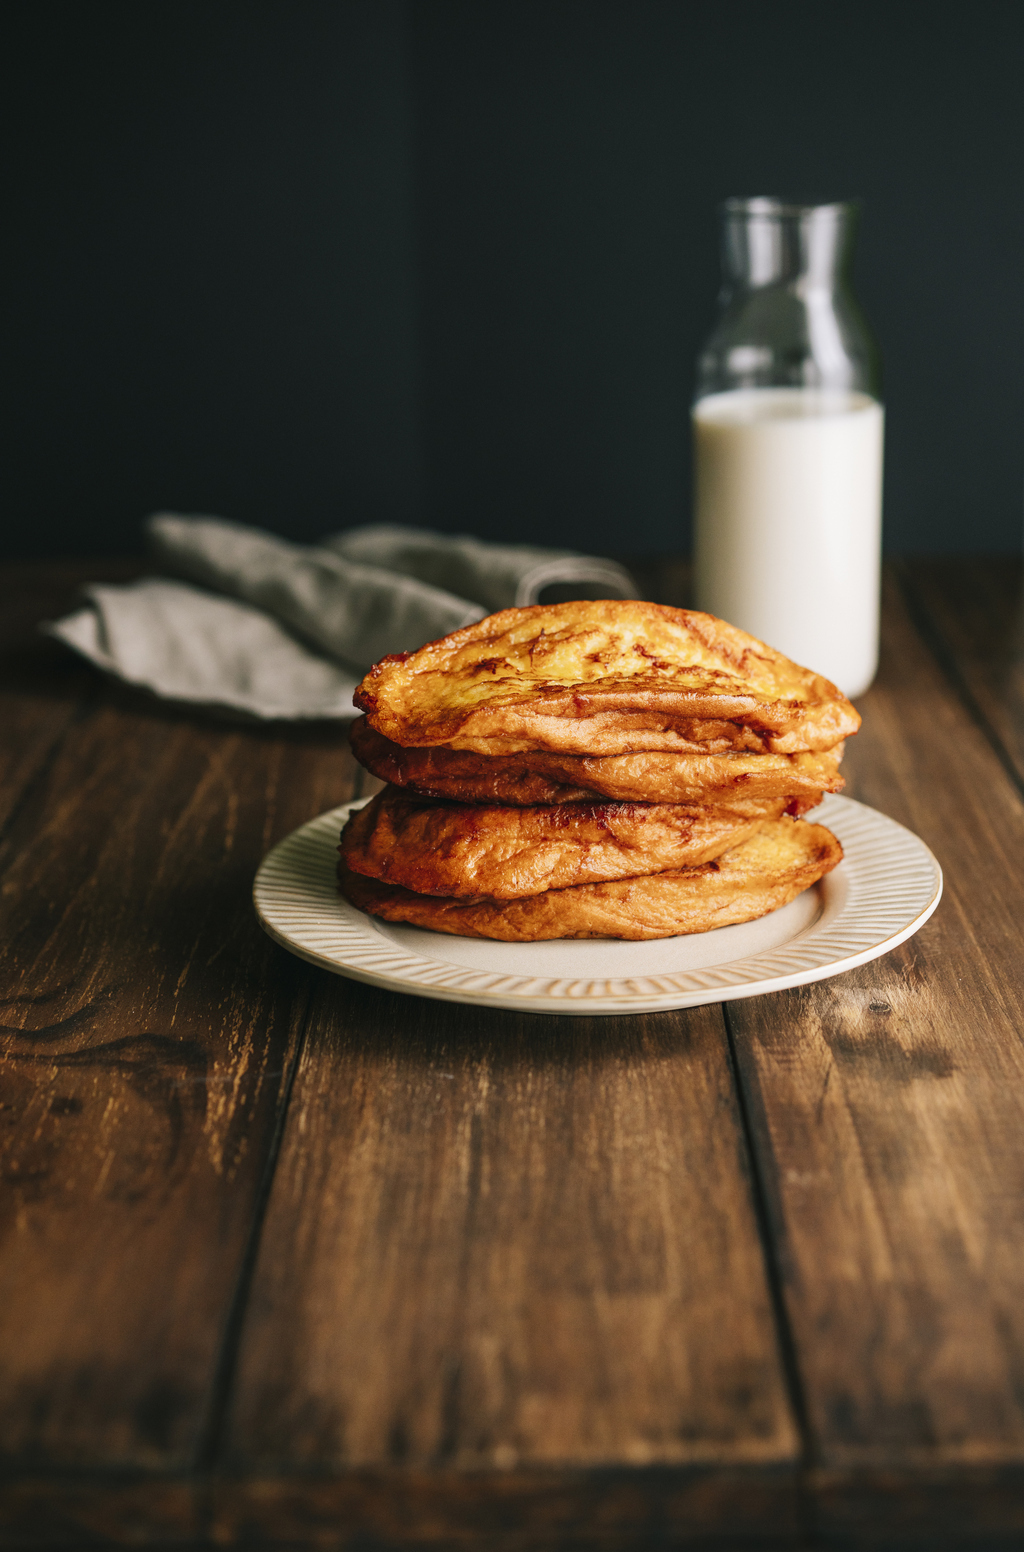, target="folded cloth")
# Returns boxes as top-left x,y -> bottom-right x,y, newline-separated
45,513 -> 639,721
147,513 -> 487,668
46,579 -> 361,720
324,525 -> 639,611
